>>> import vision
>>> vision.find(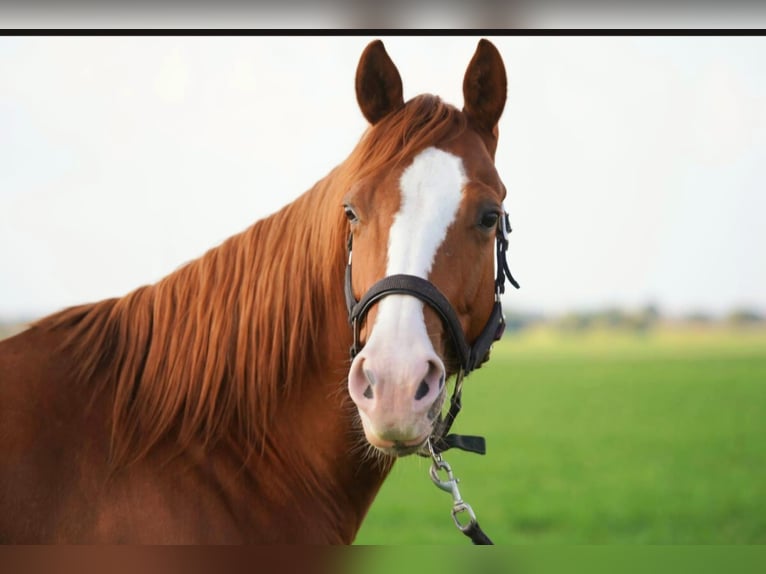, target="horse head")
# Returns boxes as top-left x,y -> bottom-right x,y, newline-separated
344,39 -> 512,457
